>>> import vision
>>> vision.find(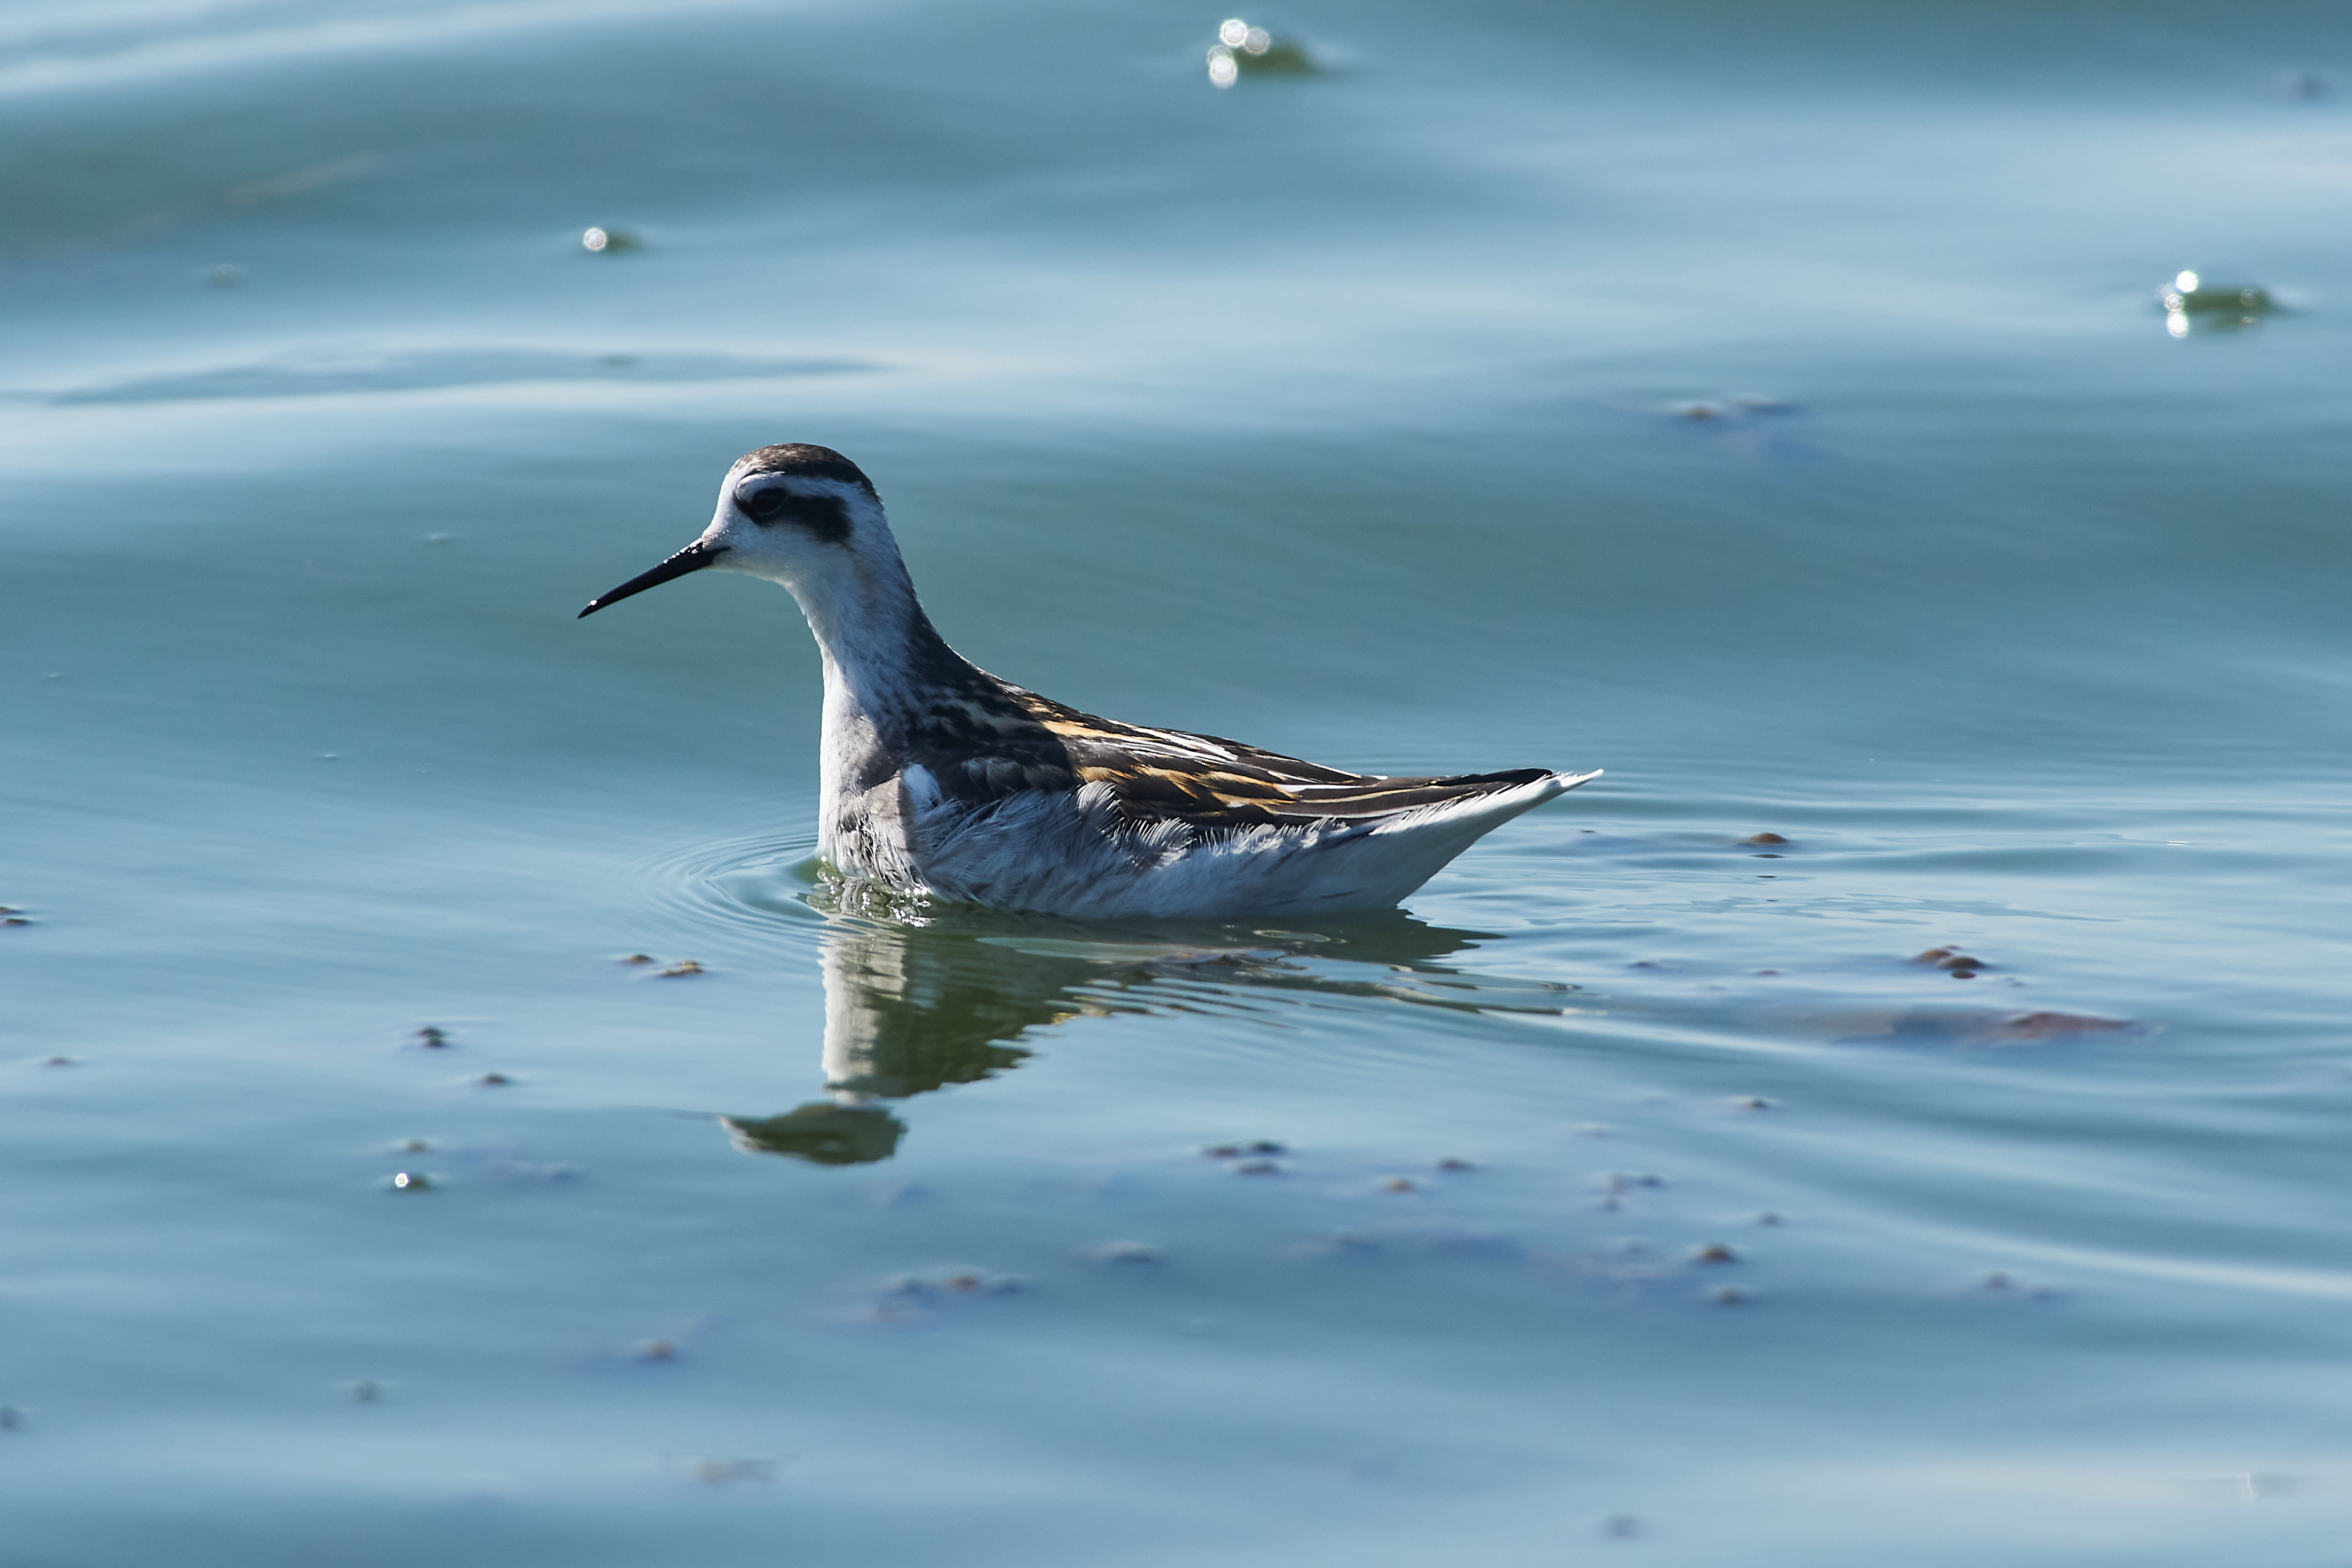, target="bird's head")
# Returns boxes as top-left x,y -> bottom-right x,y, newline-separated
578,443 -> 893,618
